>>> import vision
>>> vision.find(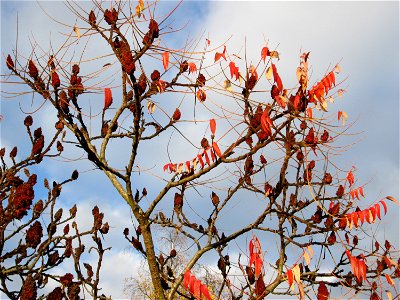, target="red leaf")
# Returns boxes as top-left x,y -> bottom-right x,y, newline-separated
345,249 -> 351,260
287,269 -> 294,288
193,279 -> 201,299
189,274 -> 196,294
209,147 -> 215,161
328,71 -> 336,86
352,211 -> 359,228
104,88 -> 113,110
261,46 -> 270,63
229,61 -> 239,81
260,108 -> 272,136
183,270 -> 191,289
359,186 -> 364,197
210,119 -> 216,135
322,77 -> 330,95
163,163 -> 170,172
255,257 -> 263,278
271,64 -> 283,92
185,161 -> 191,173
212,142 -> 222,158
358,210 -> 366,224
188,62 -> 197,74
200,284 -> 212,300
162,52 -> 169,71
317,282 -> 329,300
203,150 -> 211,166
374,203 -> 381,220
350,256 -> 359,279
369,206 -> 377,222
359,259 -> 367,281
346,170 -> 355,186
380,200 -> 388,215
197,154 -> 205,168
307,107 -> 313,119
